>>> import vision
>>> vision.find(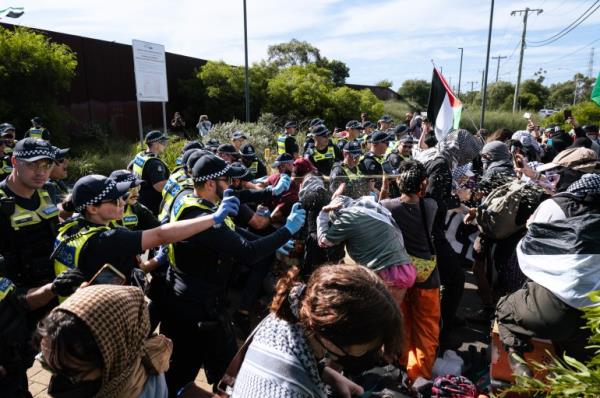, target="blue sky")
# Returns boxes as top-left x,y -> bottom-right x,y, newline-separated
4,0 -> 599,91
